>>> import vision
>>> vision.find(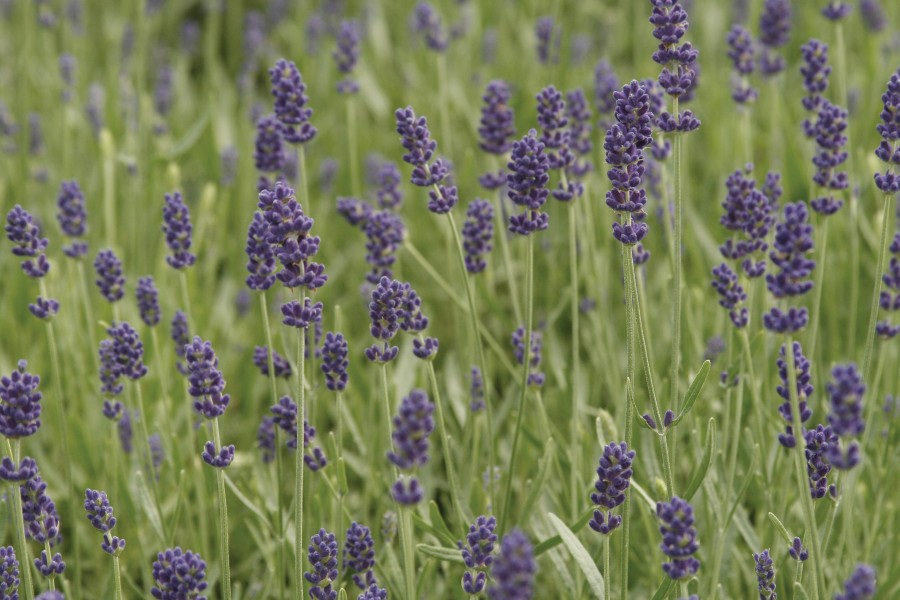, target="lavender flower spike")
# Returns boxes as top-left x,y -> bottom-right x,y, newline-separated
394,105 -> 457,213
656,496 -> 700,580
94,249 -> 125,303
487,529 -> 535,600
344,522 -> 377,590
388,389 -> 435,505
305,529 -> 339,600
57,180 -> 88,258
269,59 -> 316,144
150,547 -> 208,599
824,363 -> 865,469
184,336 -> 230,420
137,276 -> 161,327
834,564 -> 877,600
589,441 -> 635,535
412,2 -> 448,52
162,191 -> 196,270
775,341 -> 814,448
84,488 -> 126,555
0,360 -> 43,439
459,515 -> 497,594
0,546 -> 19,599
333,20 -> 361,94
875,69 -> 900,194
462,199 -> 494,274
753,550 -> 776,599
507,129 -> 550,235
320,332 -> 349,391
5,205 -> 50,278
